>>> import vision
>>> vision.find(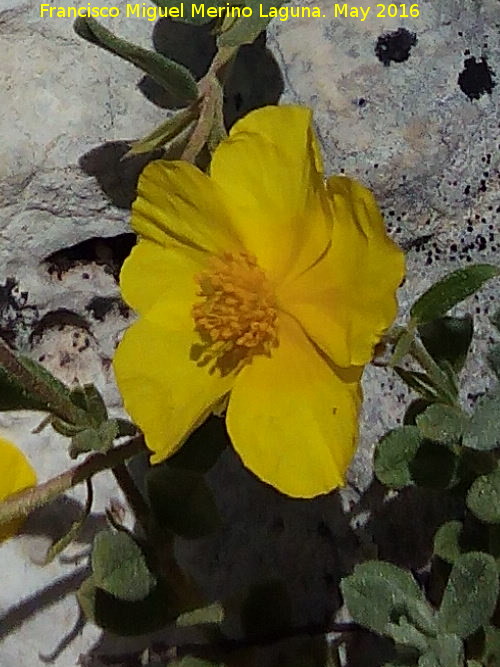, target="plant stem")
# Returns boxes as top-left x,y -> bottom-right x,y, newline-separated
409,336 -> 457,405
0,436 -> 145,525
0,338 -> 84,424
